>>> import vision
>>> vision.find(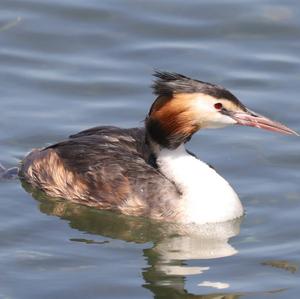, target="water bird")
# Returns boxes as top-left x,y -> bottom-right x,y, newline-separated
19,71 -> 298,224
